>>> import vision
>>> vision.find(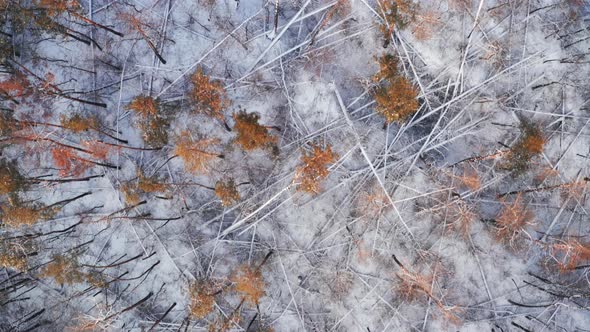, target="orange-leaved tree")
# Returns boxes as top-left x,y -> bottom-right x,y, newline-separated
119,12 -> 166,64
60,113 -> 98,132
189,279 -> 219,319
501,120 -> 545,176
393,255 -> 461,323
127,95 -> 159,118
190,67 -> 231,130
51,146 -> 117,177
174,131 -> 224,173
373,54 -> 419,123
2,191 -> 89,228
0,159 -> 26,196
494,193 -> 534,248
295,144 -> 337,193
0,240 -> 30,271
127,95 -> 169,147
232,111 -> 277,151
378,0 -> 417,45
36,0 -> 124,37
41,254 -> 85,284
1,201 -> 42,227
310,0 -> 351,45
120,170 -> 167,205
550,239 -> 590,272
215,178 -> 240,207
61,113 -> 128,144
0,71 -> 32,102
231,252 -> 273,305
